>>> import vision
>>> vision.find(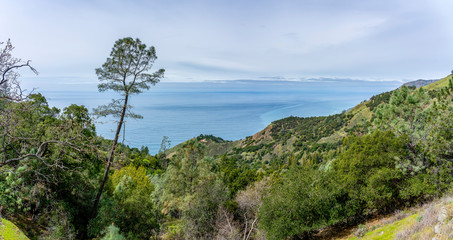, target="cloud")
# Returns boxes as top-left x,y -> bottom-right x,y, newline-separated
1,0 -> 452,87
